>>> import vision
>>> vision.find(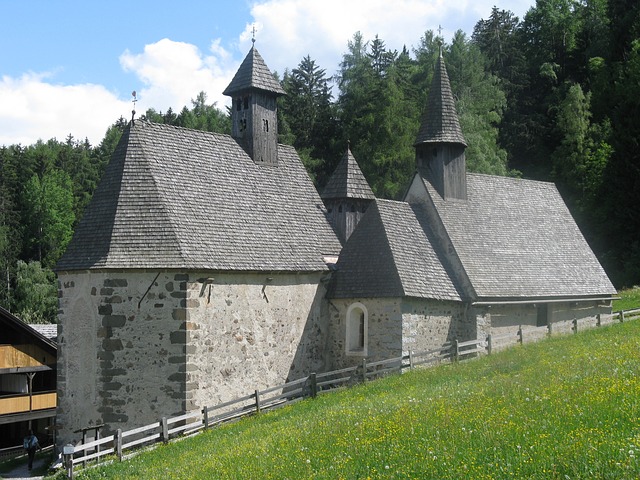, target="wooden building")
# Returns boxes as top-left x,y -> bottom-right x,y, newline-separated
0,306 -> 57,449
